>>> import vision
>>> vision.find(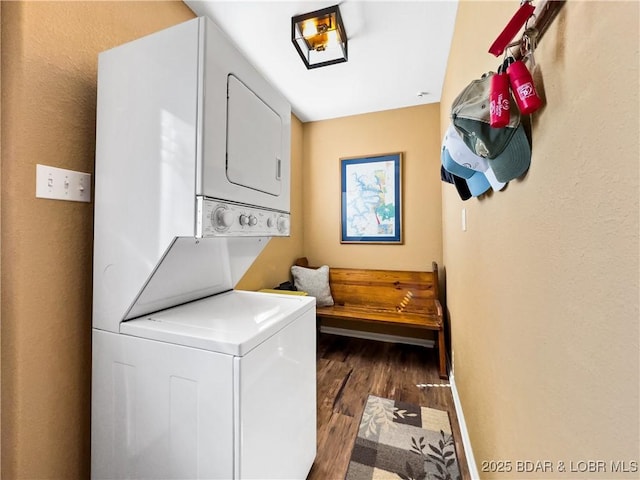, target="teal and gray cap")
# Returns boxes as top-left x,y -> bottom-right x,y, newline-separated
451,73 -> 531,183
